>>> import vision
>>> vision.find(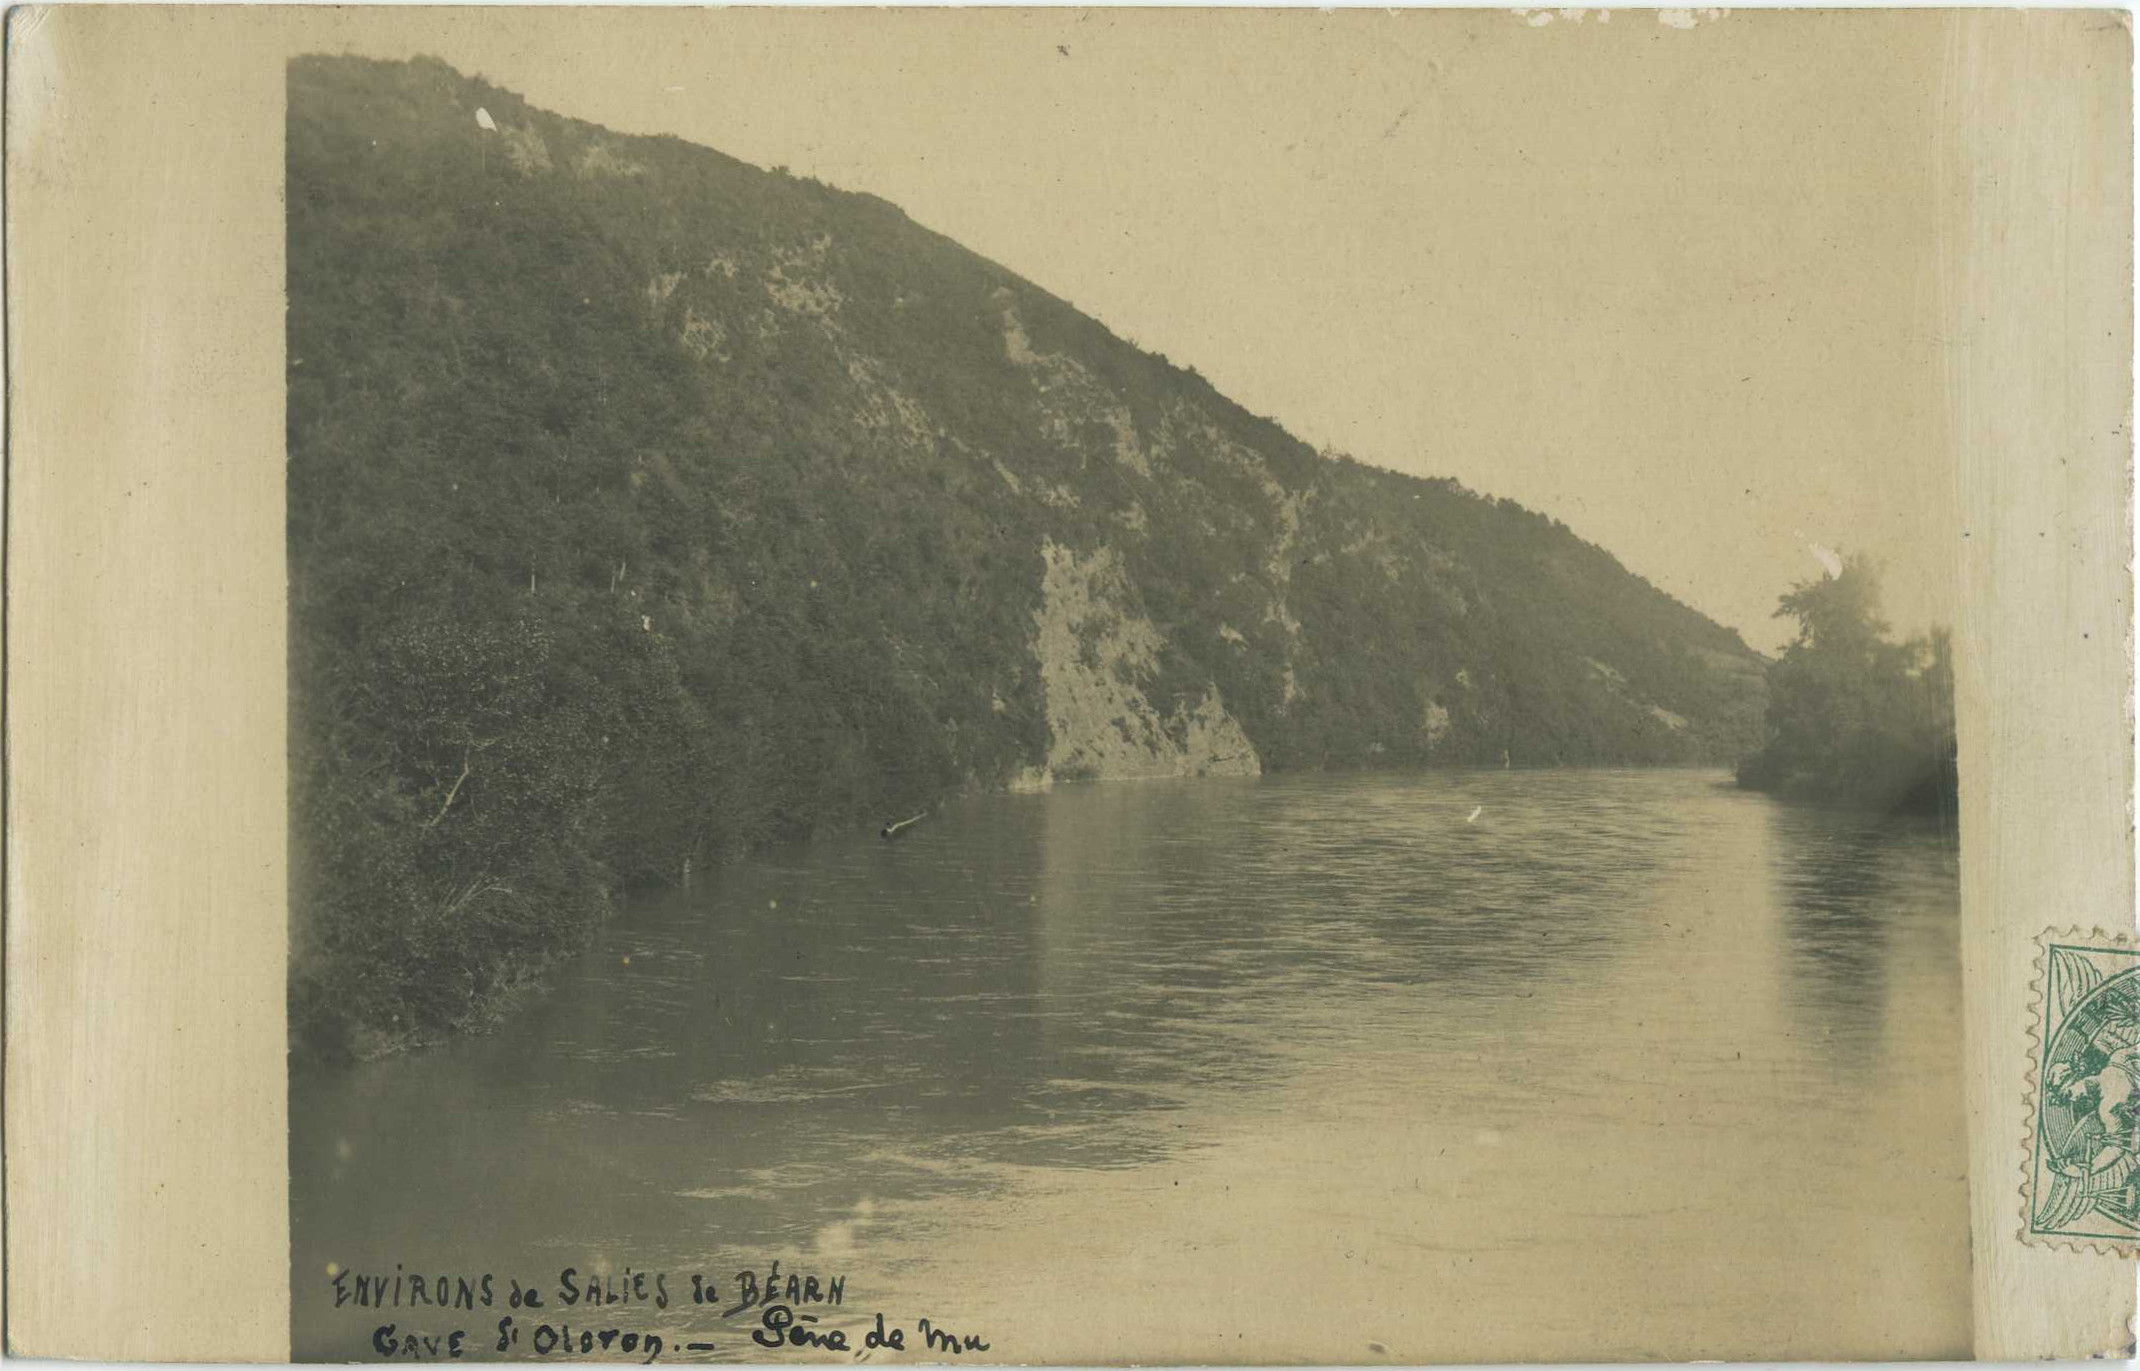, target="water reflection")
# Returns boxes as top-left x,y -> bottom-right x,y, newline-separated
1768,805 -> 1959,1071
292,769 -> 1967,1363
